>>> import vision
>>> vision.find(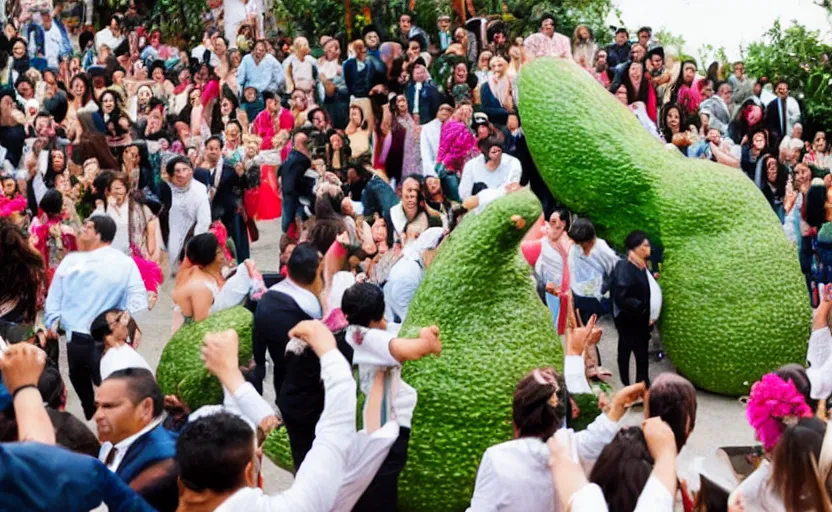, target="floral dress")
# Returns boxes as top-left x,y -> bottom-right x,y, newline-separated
397,114 -> 423,180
